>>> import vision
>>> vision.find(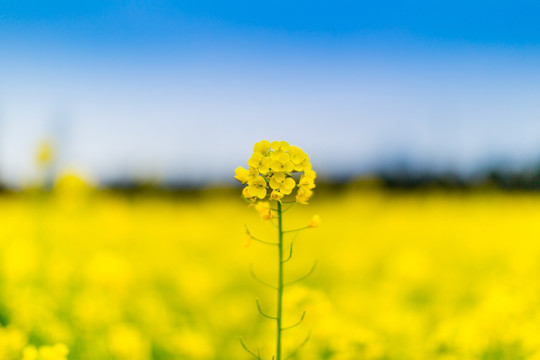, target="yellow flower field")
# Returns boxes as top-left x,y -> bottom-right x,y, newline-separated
1,185 -> 540,359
